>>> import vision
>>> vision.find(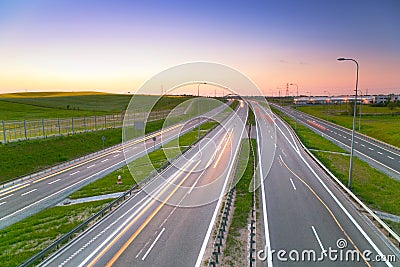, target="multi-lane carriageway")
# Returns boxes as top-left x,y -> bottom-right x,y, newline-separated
3,99 -> 400,266
39,100 -> 248,267
272,103 -> 400,179
0,104 -> 228,229
253,101 -> 399,266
